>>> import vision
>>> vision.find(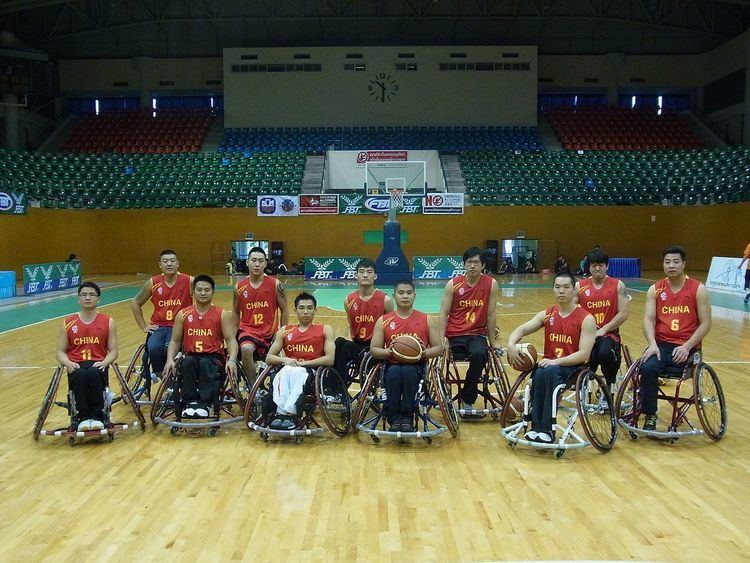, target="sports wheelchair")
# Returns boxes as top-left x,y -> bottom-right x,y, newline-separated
123,340 -> 160,406
150,354 -> 251,437
500,366 -> 617,458
243,364 -> 353,443
352,356 -> 459,444
33,364 -> 146,446
442,338 -> 512,419
615,351 -> 727,442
